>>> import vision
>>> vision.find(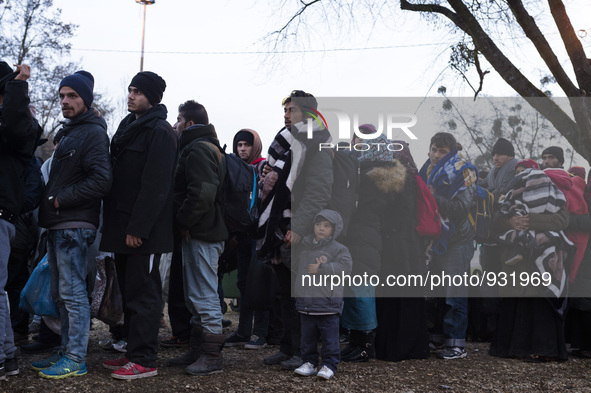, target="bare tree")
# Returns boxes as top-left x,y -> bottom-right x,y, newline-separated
0,0 -> 114,142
